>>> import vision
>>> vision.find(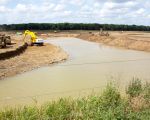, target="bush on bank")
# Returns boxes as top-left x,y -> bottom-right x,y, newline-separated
0,79 -> 149,120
